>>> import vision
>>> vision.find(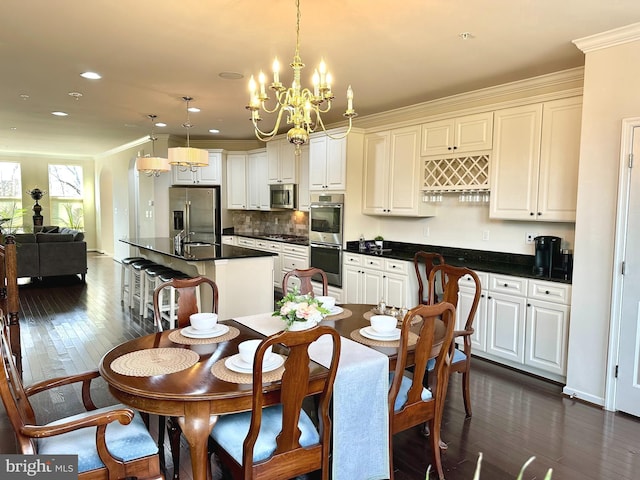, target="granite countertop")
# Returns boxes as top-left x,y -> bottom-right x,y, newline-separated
120,237 -> 276,261
345,240 -> 572,284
